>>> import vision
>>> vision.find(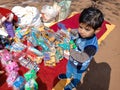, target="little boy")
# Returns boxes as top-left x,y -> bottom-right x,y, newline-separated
58,7 -> 104,90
